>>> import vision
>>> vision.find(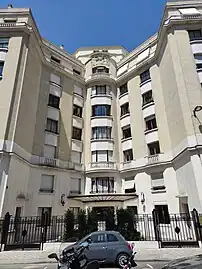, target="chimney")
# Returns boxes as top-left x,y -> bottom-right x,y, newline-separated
8,4 -> 13,8
60,45 -> 64,50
